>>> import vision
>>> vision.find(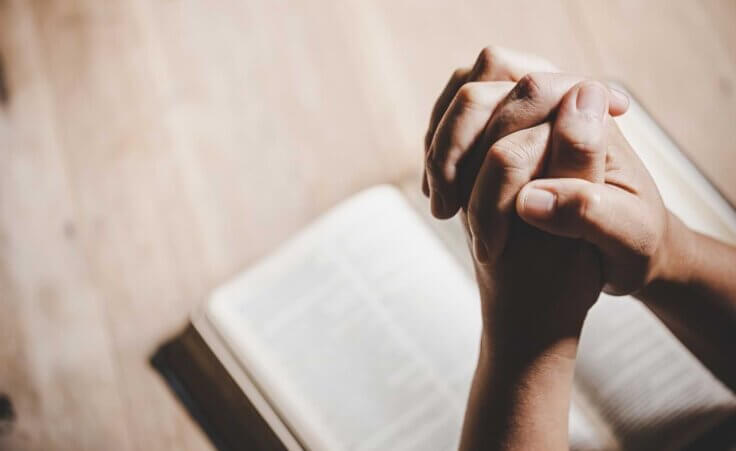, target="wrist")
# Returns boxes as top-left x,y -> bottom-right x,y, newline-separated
479,288 -> 589,362
648,211 -> 696,288
479,332 -> 578,408
468,333 -> 577,450
481,323 -> 581,369
637,211 -> 698,305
